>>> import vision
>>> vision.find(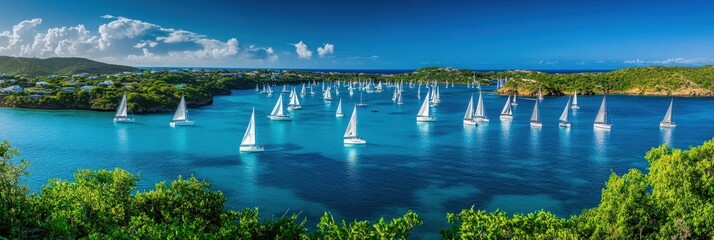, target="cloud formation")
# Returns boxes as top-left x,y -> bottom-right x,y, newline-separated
0,16 -> 277,66
293,41 -> 312,59
624,57 -> 713,65
317,43 -> 334,57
